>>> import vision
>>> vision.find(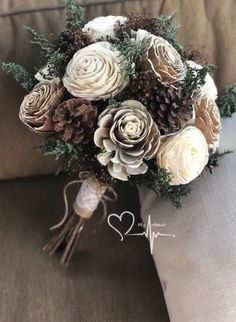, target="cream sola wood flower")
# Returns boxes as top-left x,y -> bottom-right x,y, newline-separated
62,42 -> 129,101
82,15 -> 127,42
94,100 -> 161,181
157,126 -> 209,185
136,29 -> 185,86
